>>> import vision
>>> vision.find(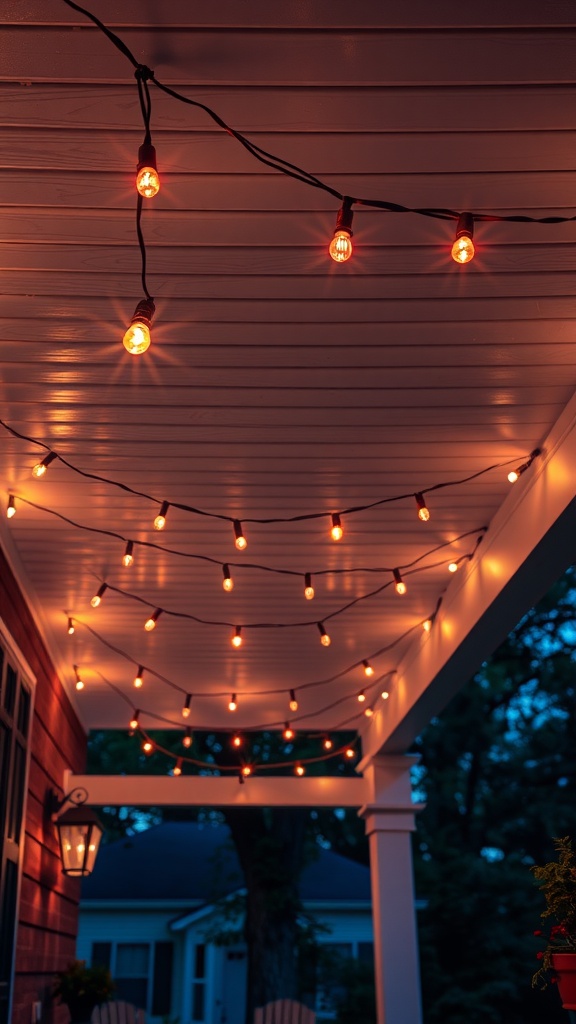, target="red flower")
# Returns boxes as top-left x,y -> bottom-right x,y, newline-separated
536,952 -> 544,960
533,929 -> 542,936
